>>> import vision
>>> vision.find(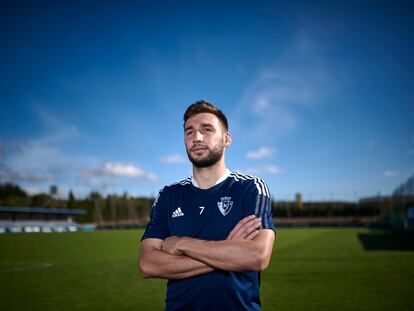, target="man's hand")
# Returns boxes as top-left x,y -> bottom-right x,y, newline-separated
139,238 -> 215,279
156,215 -> 274,273
162,236 -> 188,255
162,215 -> 261,255
227,215 -> 262,240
